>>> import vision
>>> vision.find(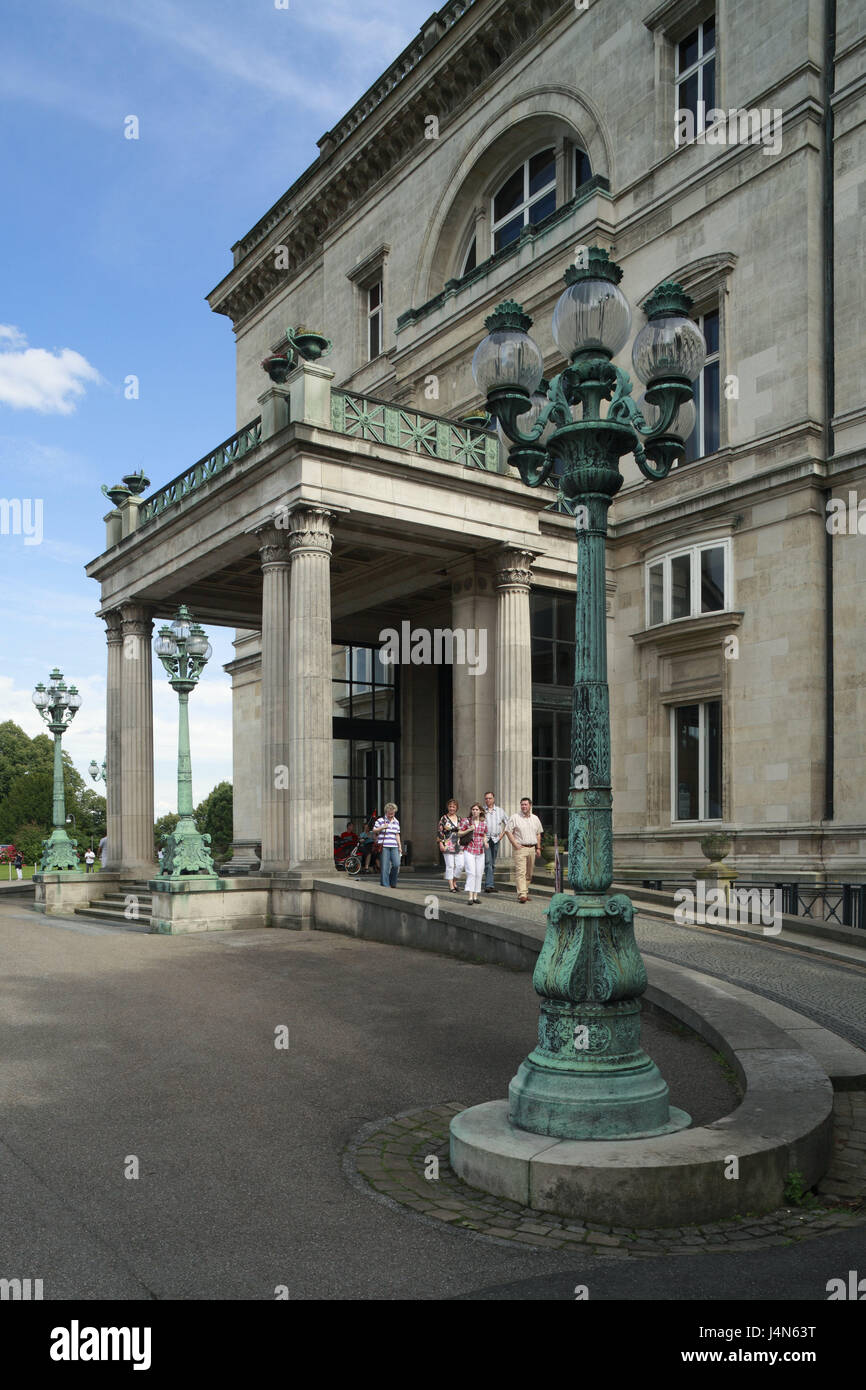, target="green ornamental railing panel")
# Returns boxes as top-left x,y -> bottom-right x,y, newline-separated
137,419 -> 263,526
330,389 -> 501,473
